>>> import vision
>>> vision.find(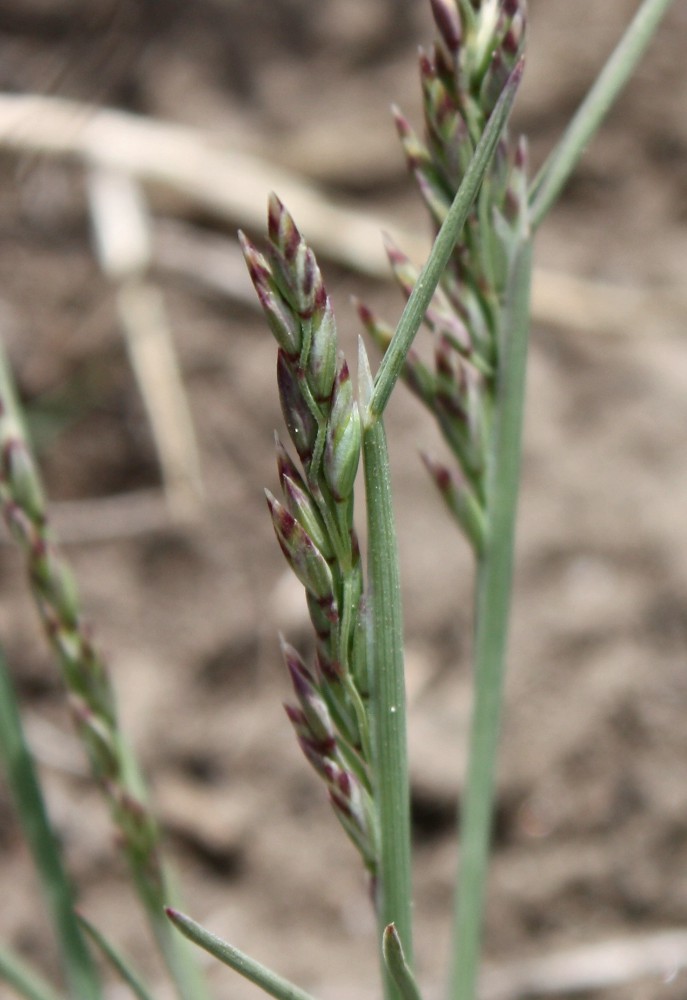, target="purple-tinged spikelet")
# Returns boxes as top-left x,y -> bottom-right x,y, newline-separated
239,232 -> 302,359
274,434 -> 306,493
392,106 -> 433,175
281,639 -> 337,747
276,350 -> 317,465
383,234 -> 420,300
430,0 -> 462,53
265,489 -> 336,608
355,299 -> 393,352
281,474 -> 333,561
421,452 -> 487,552
267,193 -> 320,318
